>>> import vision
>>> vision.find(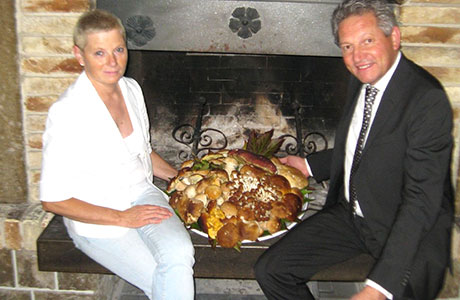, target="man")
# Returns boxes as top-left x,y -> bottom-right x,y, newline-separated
254,0 -> 453,299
